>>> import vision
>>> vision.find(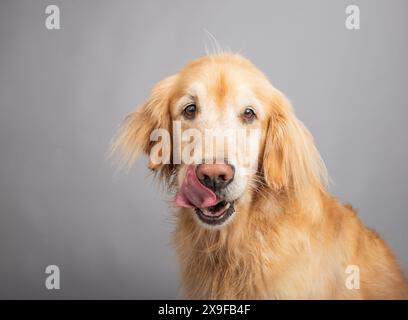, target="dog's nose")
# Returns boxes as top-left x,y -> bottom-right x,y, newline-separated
196,164 -> 234,191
